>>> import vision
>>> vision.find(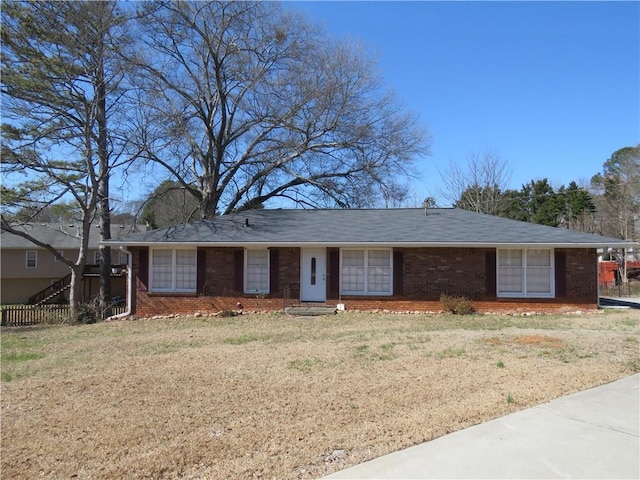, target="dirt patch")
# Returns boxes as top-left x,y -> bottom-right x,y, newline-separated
515,335 -> 565,348
1,310 -> 638,479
